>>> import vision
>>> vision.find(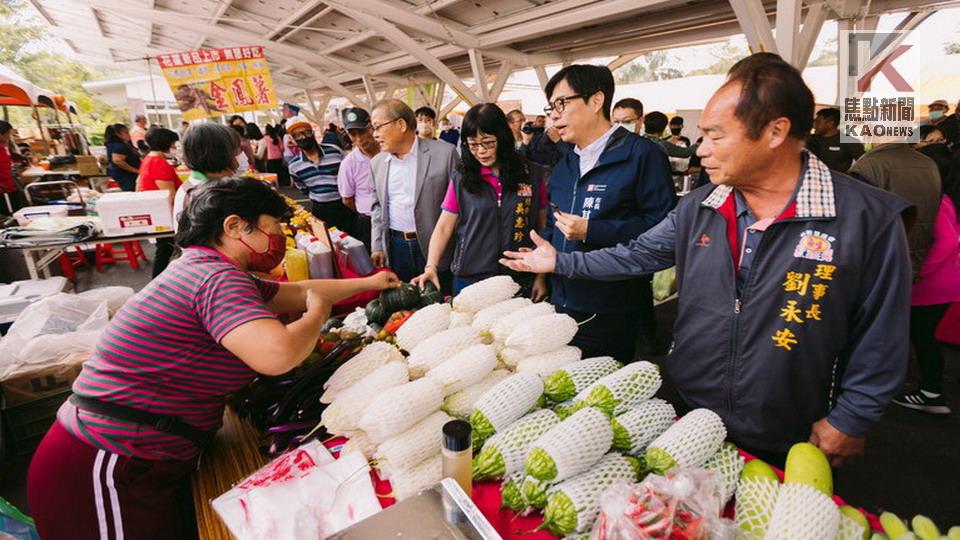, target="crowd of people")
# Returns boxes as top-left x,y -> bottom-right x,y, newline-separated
17,51 -> 960,539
